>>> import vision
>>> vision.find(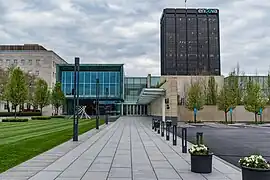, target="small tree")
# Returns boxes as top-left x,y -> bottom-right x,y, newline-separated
205,76 -> 217,105
4,67 -> 28,118
185,80 -> 205,123
217,85 -> 237,123
267,72 -> 270,105
33,78 -> 50,115
51,82 -> 65,115
243,80 -> 268,123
